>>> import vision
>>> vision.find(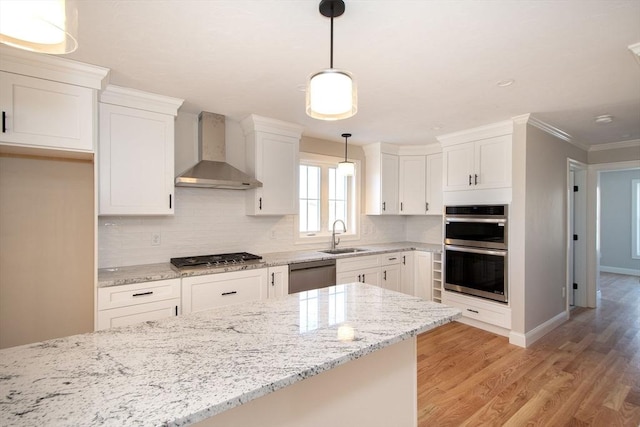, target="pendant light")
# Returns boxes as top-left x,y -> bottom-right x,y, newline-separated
306,0 -> 357,121
0,0 -> 78,54
337,133 -> 355,176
